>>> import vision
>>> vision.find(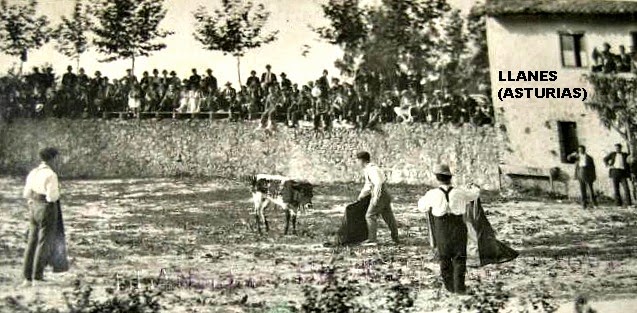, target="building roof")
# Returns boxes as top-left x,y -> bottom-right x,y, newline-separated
486,0 -> 637,16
